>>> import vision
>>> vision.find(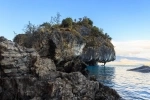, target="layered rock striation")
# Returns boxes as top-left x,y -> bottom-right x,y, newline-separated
14,26 -> 115,73
0,37 -> 121,100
